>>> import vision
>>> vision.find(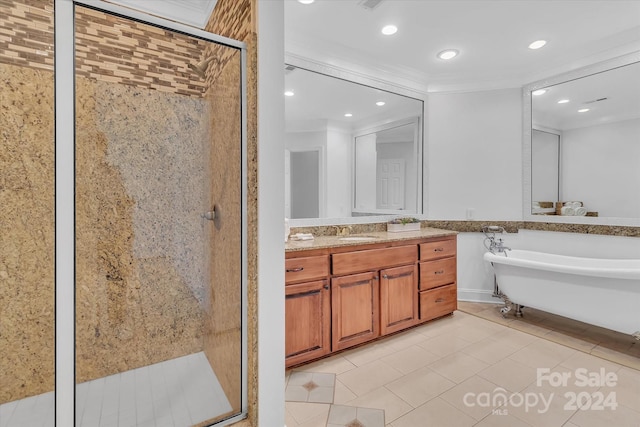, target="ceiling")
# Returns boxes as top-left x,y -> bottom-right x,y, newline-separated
285,0 -> 640,92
